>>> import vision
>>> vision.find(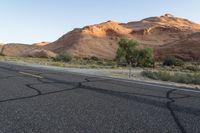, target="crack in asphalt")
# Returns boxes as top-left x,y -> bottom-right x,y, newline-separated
0,65 -> 199,114
166,89 -> 187,133
0,64 -> 200,133
0,77 -> 79,103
